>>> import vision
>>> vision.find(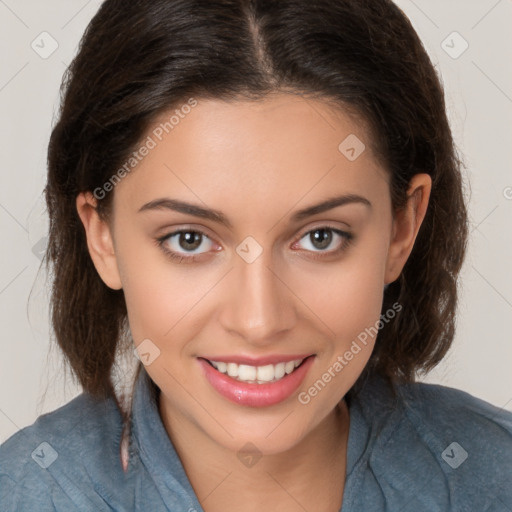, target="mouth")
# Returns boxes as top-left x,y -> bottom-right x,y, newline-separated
197,354 -> 315,407
202,357 -> 308,384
